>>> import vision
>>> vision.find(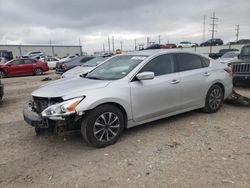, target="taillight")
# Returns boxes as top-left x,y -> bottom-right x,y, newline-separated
224,66 -> 232,76
61,63 -> 67,69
